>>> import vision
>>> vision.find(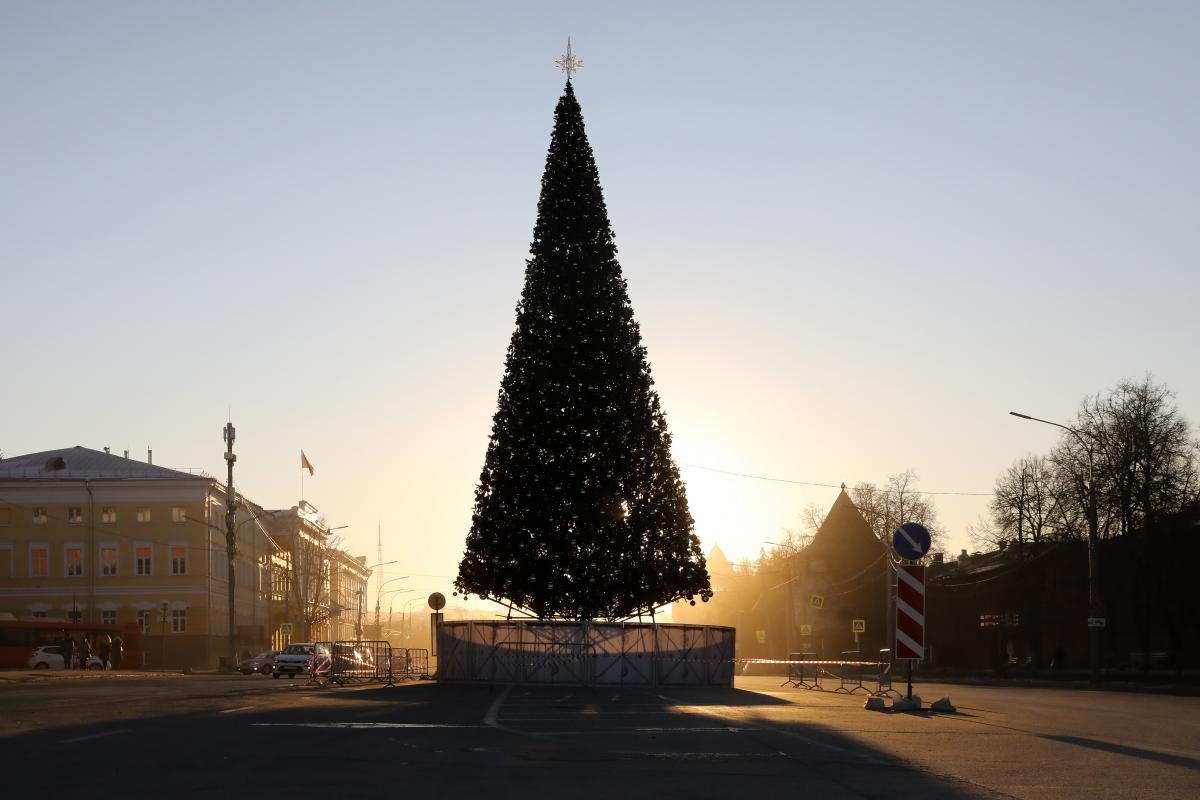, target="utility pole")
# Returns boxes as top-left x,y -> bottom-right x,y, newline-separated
223,422 -> 239,671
